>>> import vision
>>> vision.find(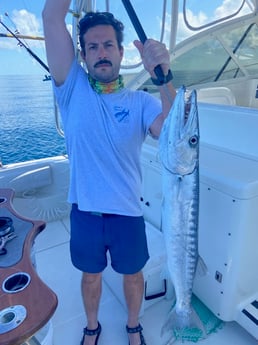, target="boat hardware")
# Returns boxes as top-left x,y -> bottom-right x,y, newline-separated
145,279 -> 167,301
0,217 -> 14,237
2,272 -> 31,293
0,232 -> 17,256
0,305 -> 27,334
